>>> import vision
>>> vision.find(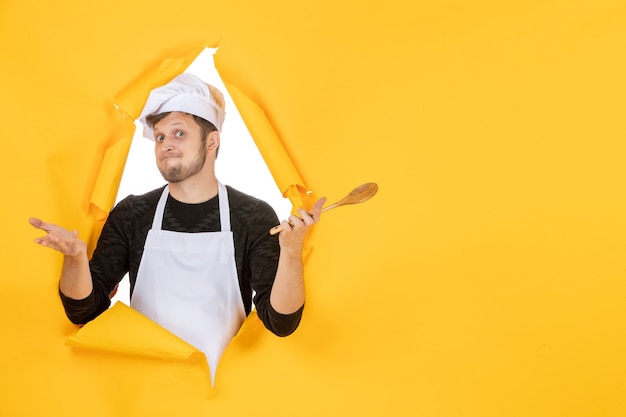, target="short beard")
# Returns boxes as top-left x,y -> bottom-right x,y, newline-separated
159,139 -> 207,183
